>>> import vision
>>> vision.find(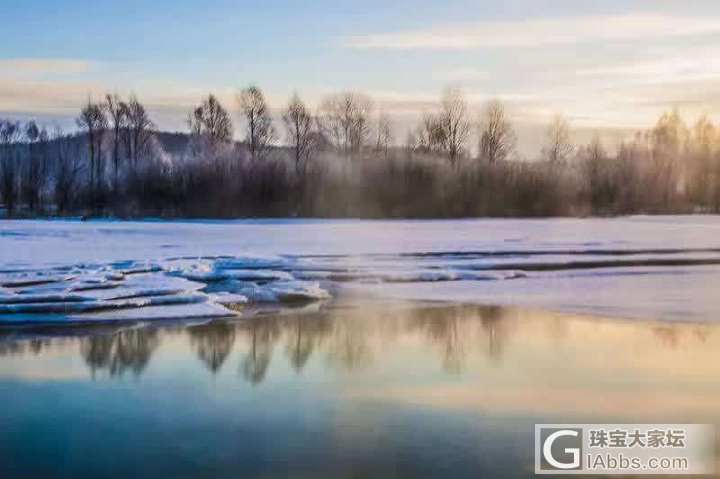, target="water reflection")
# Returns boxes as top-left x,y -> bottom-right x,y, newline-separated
0,338 -> 52,356
188,322 -> 236,373
326,317 -> 373,372
1,302 -> 719,392
3,302 -> 720,478
284,315 -> 332,373
239,317 -> 280,385
80,329 -> 159,377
